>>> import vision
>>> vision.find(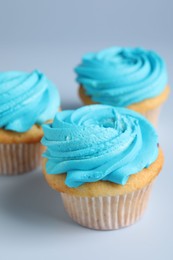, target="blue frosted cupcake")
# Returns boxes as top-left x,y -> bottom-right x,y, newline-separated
42,105 -> 164,230
75,47 -> 170,126
0,70 -> 60,175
